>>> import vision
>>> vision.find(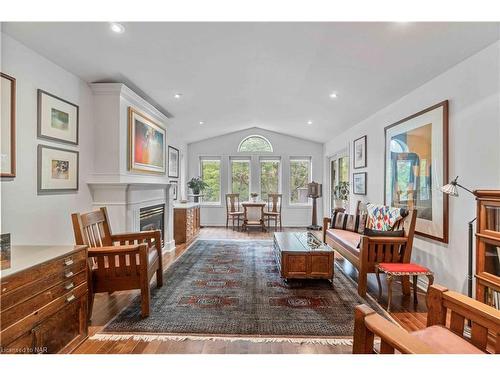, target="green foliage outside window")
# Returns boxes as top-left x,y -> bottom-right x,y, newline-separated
290,160 -> 310,204
260,160 -> 280,201
201,160 -> 221,203
238,136 -> 273,152
231,160 -> 250,201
